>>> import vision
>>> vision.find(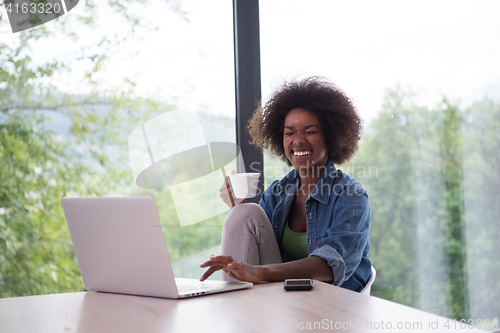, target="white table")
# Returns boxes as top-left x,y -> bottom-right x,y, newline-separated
0,280 -> 488,333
